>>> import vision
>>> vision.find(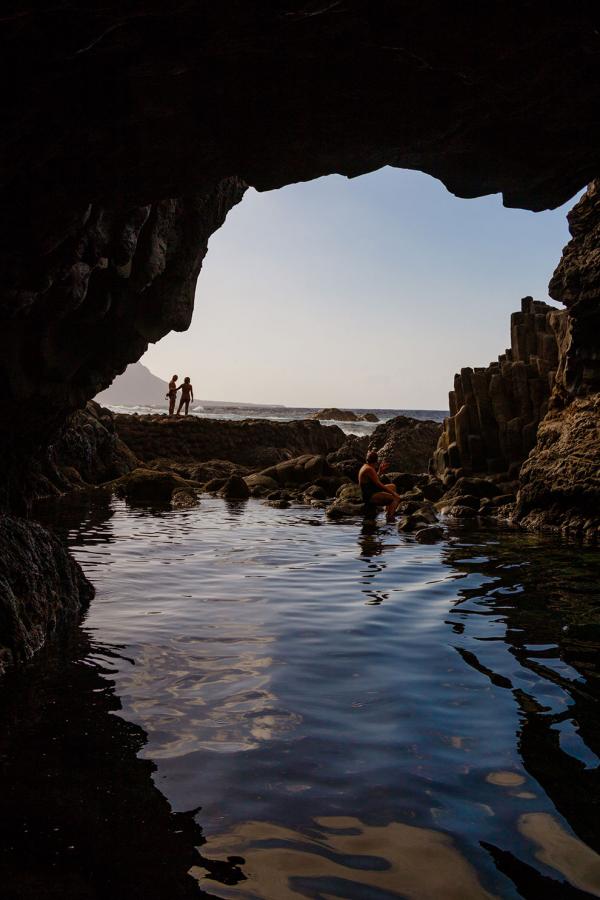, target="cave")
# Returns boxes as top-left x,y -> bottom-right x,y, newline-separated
1,7 -> 600,897
1,7 -> 599,654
